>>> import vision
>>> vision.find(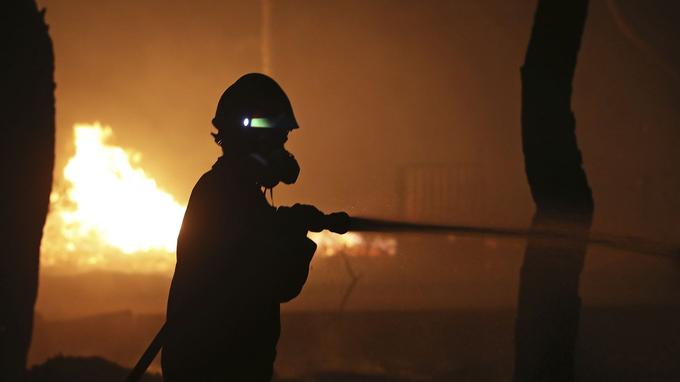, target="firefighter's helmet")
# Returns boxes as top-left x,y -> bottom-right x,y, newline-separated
212,73 -> 298,145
